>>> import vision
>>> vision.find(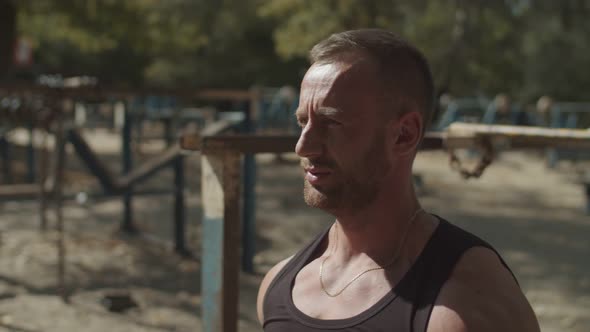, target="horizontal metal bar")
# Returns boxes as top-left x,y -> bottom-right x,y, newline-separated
445,123 -> 590,149
117,145 -> 183,189
179,119 -> 244,151
177,122 -> 590,155
198,132 -> 444,154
